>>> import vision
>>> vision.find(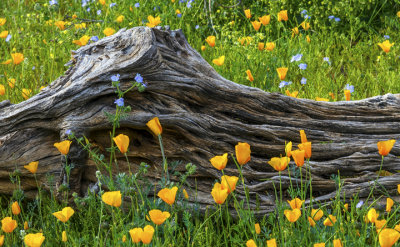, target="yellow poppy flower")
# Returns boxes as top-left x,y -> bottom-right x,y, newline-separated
146,16 -> 161,28
8,78 -> 15,88
285,90 -> 298,98
267,238 -> 277,247
116,15 -> 124,23
210,153 -> 228,170
257,42 -> 264,51
11,53 -> 24,65
54,21 -> 66,30
344,89 -> 351,101
54,140 -> 72,155
276,67 -> 288,80
24,161 -> 39,174
265,42 -> 275,51
233,143 -> 251,166
0,85 -> 5,96
52,207 -> 75,223
259,15 -> 270,25
0,18 -> 6,26
375,219 -> 387,233
62,231 -> 67,242
2,59 -> 12,64
377,140 -> 396,156
212,56 -> 225,66
287,198 -> 304,210
246,69 -> 254,82
146,117 -> 162,136
308,216 -> 316,227
221,175 -> 238,193
22,88 -> 31,100
291,27 -> 299,37
205,36 -> 216,47
284,208 -> 301,223
277,10 -> 288,21
268,157 -> 289,171
386,198 -> 394,212
298,142 -> 311,159
316,97 -> 329,101
72,35 -> 90,46
251,20 -> 261,31
291,149 -> 305,167
301,21 -> 310,30
378,40 -> 394,53
246,239 -> 257,247
103,27 -> 115,36
1,217 -> 17,233
379,228 -> 400,247
129,228 -> 143,243
323,215 -> 337,226
113,134 -> 130,154
311,208 -> 323,221
102,191 -> 122,207
157,187 -> 178,205
24,233 -> 45,247
333,239 -> 342,247
244,9 -> 251,19
11,201 -> 21,215
254,223 -> 261,234
183,189 -> 189,199
141,225 -> 155,244
149,209 -> 170,225
0,31 -> 8,38
211,182 -> 228,204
